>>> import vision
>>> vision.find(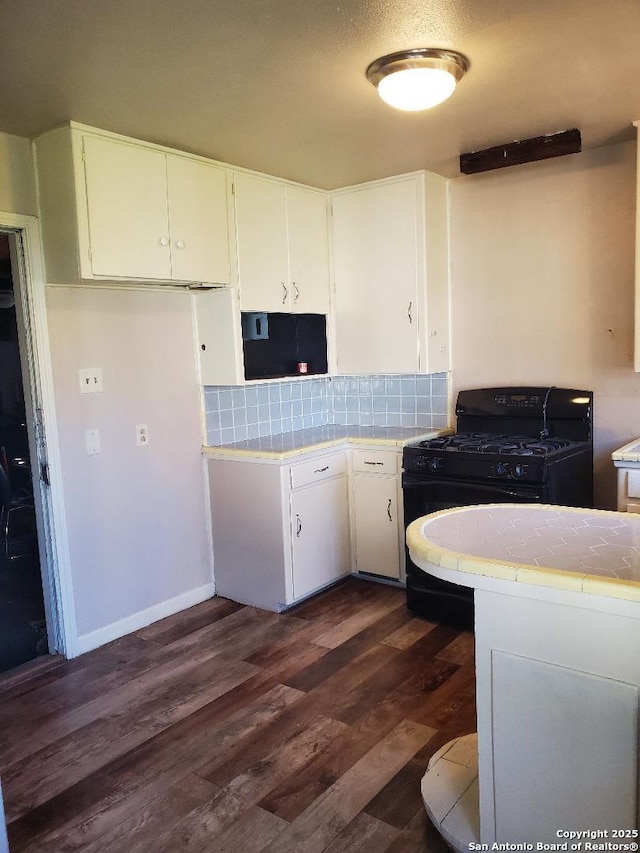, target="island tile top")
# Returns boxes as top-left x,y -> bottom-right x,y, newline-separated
406,504 -> 640,602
